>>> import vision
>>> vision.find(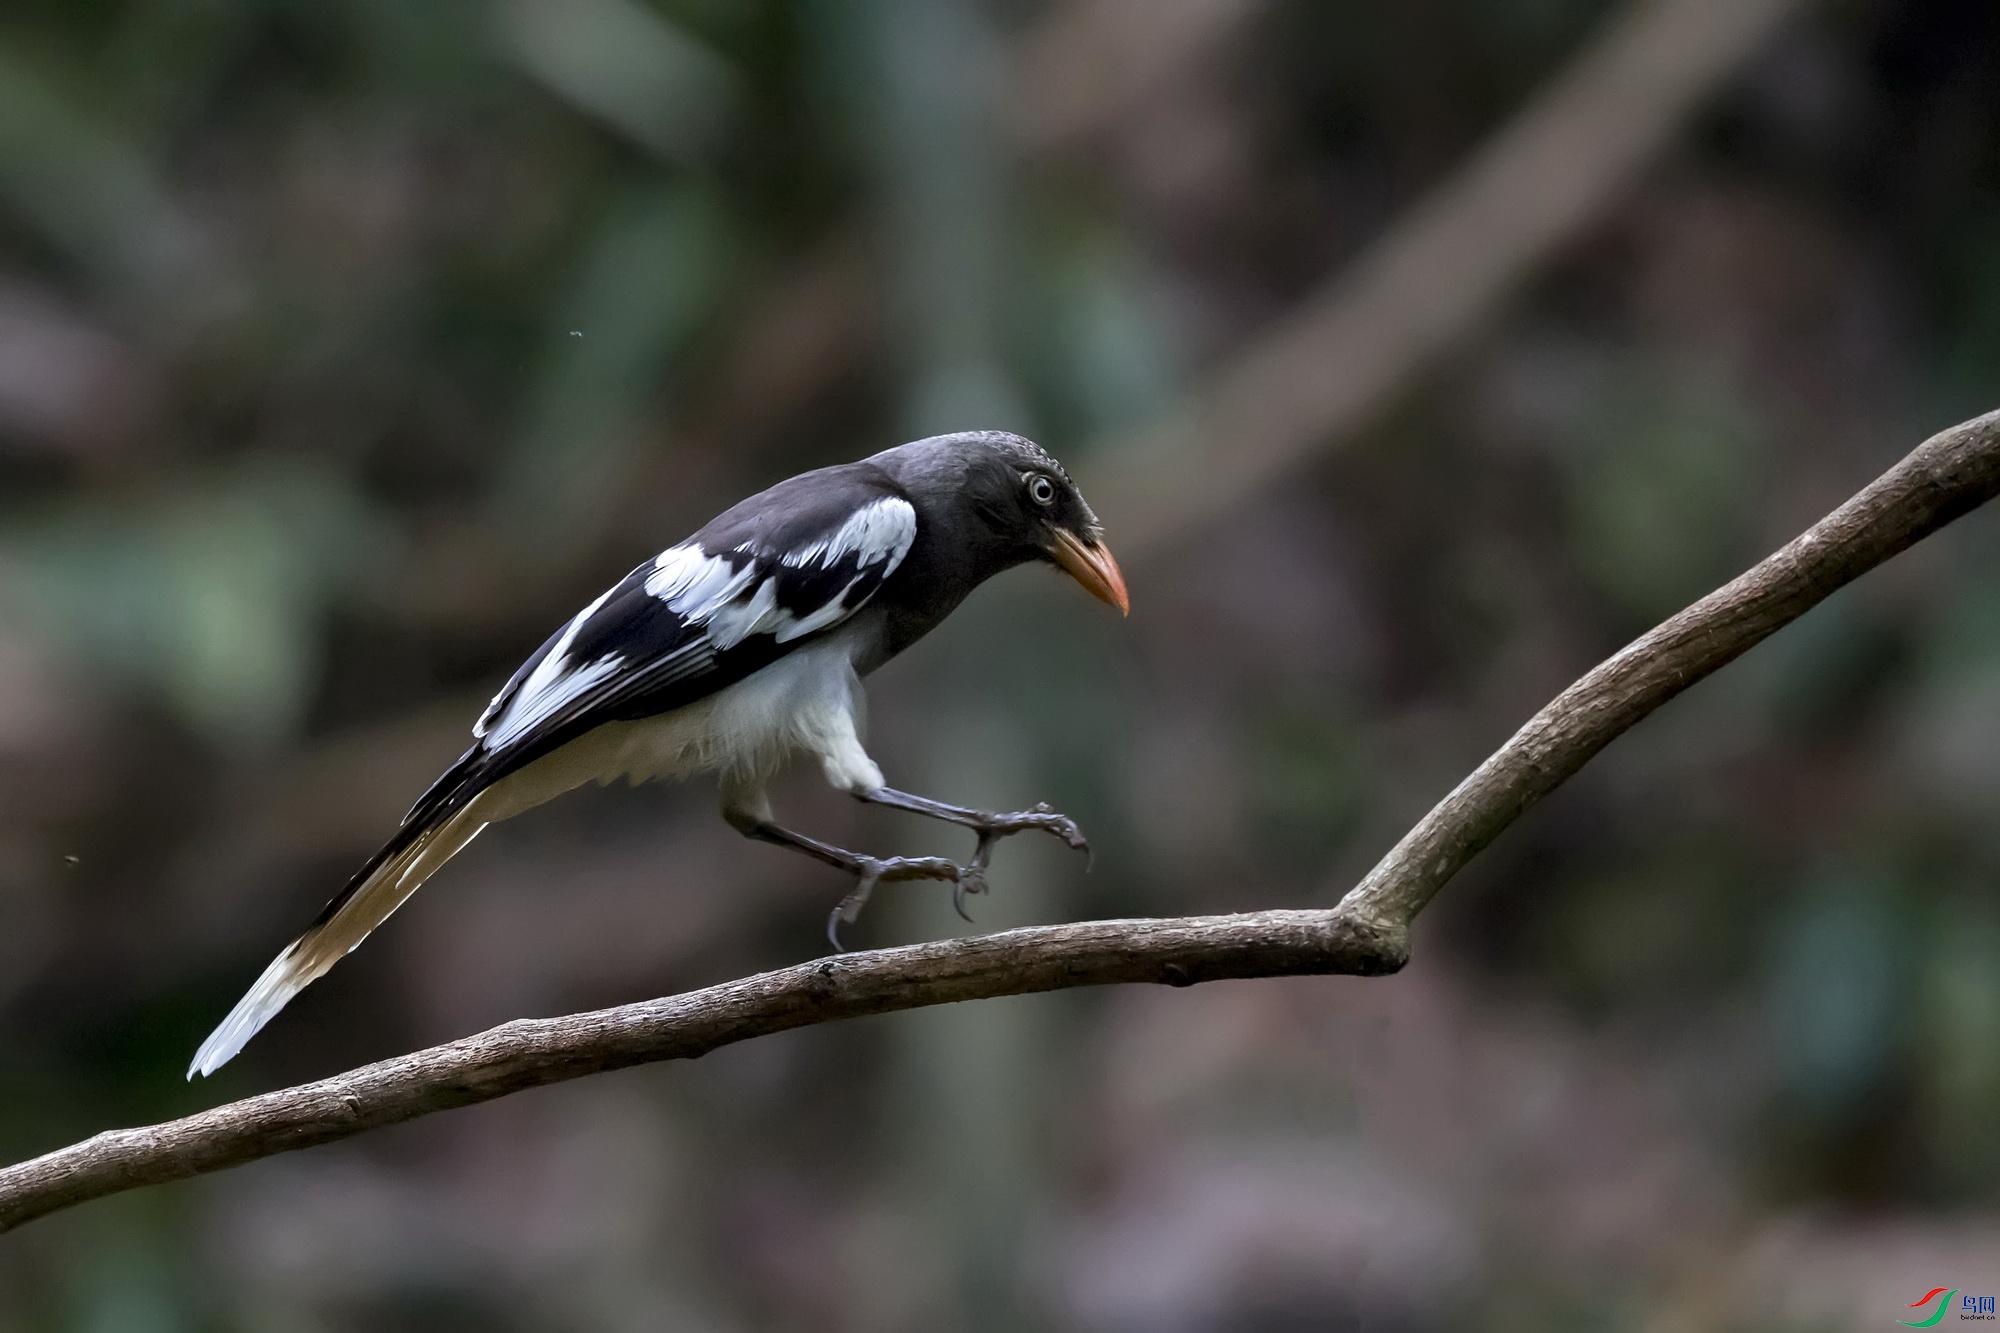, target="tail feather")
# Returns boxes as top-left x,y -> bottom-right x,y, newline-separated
187,802 -> 491,1078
